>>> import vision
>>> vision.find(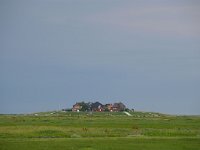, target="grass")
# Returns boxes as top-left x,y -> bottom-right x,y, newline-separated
1,137 -> 200,150
0,111 -> 200,150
